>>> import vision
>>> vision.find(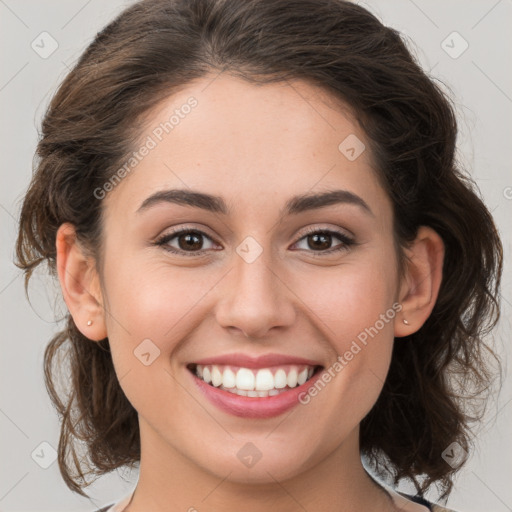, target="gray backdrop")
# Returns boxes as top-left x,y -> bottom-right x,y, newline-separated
1,1 -> 511,511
